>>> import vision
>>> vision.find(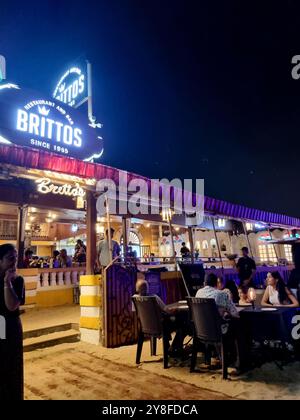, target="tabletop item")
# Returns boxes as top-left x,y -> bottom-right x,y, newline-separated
261,307 -> 278,311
